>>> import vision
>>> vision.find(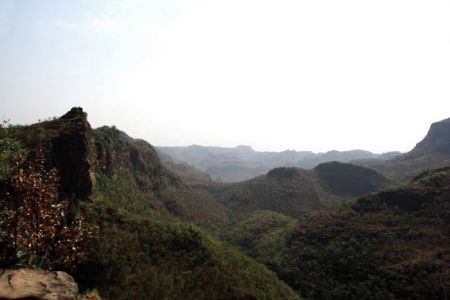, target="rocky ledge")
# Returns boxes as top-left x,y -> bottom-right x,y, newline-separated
0,267 -> 78,300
